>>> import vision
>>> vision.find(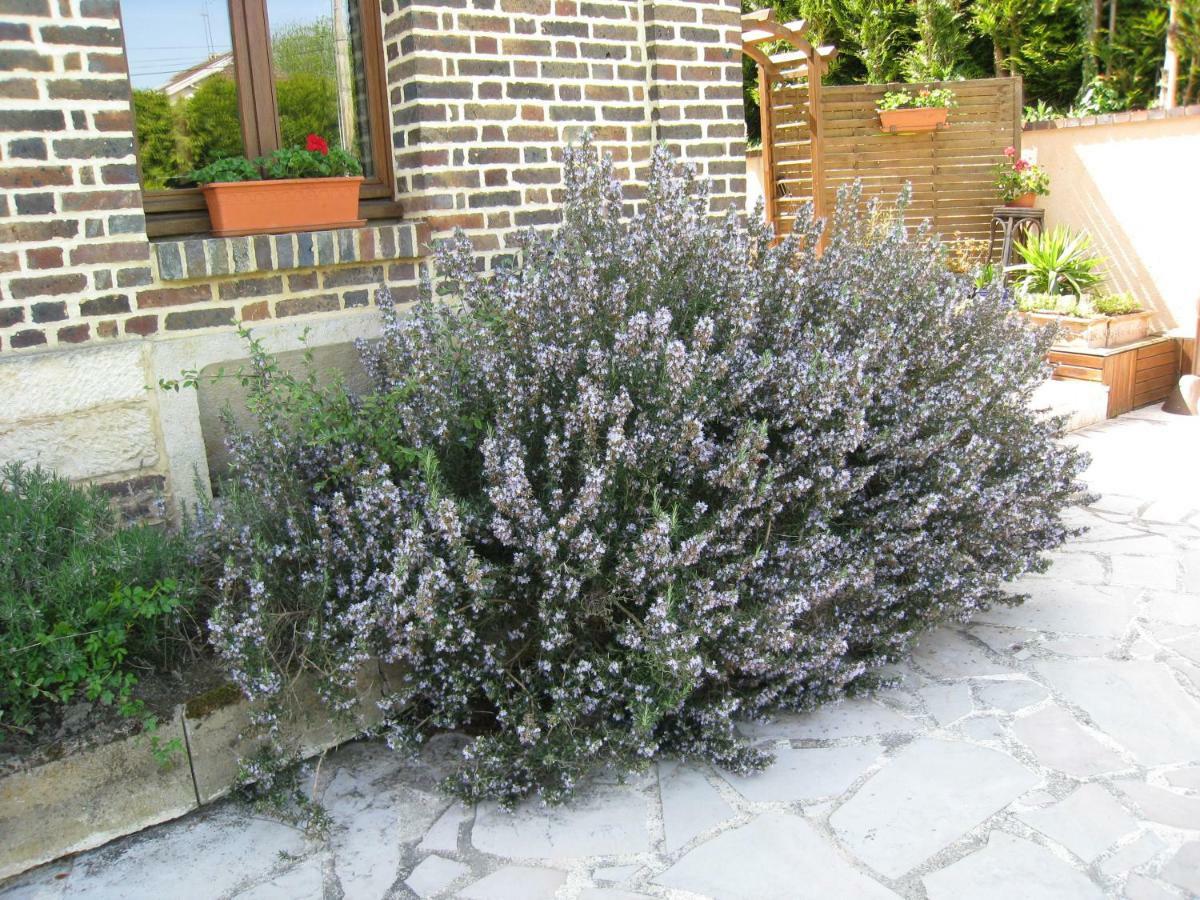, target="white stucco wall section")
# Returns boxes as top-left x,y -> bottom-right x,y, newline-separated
0,344 -> 161,483
147,308 -> 384,518
0,308 -> 386,520
1024,115 -> 1200,334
